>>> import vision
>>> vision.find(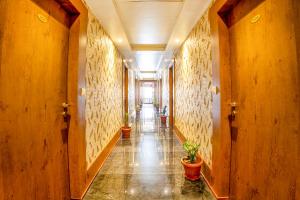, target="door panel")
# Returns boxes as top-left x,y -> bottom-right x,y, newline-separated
0,0 -> 70,199
229,0 -> 299,199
